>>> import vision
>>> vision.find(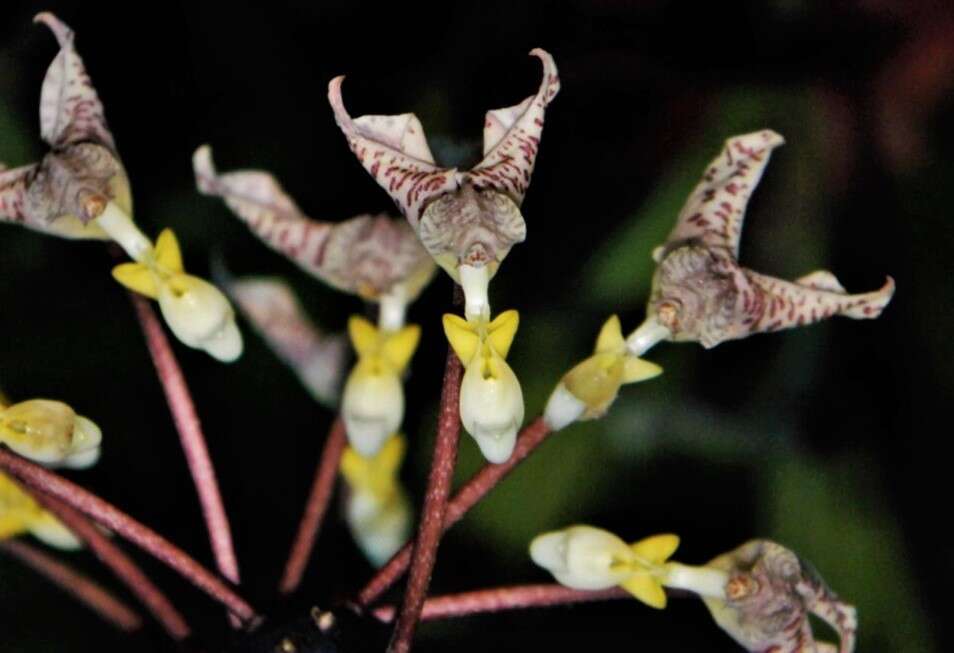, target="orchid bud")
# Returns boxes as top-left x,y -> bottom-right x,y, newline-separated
341,317 -> 420,457
544,316 -> 662,431
0,472 -> 80,550
444,310 -> 524,463
0,400 -> 101,469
